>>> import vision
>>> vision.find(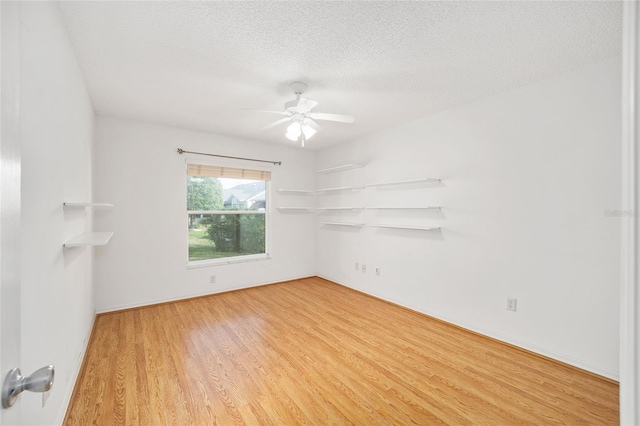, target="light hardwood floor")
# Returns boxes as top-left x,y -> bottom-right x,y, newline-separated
65,277 -> 618,425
